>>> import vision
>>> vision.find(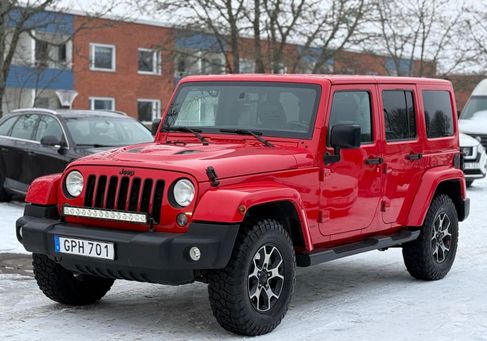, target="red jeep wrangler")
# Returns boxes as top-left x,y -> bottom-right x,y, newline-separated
17,75 -> 469,336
